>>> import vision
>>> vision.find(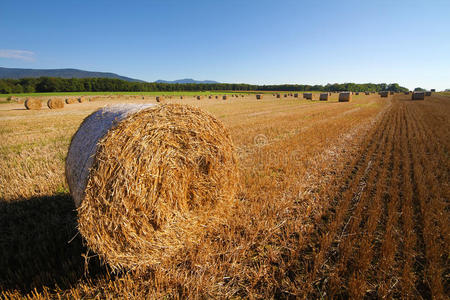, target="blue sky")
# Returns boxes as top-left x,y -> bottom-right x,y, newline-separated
1,0 -> 449,90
